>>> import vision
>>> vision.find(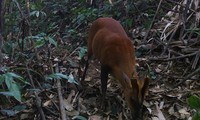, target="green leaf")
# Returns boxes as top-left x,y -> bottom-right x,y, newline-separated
30,11 -> 37,16
13,105 -> 27,112
192,112 -> 200,120
46,73 -> 69,80
27,35 -> 40,39
78,47 -> 87,59
4,72 -> 23,89
40,11 -> 47,17
10,83 -> 21,101
1,89 -> 22,102
55,73 -> 69,79
6,72 -> 23,80
45,73 -> 78,84
187,95 -> 200,110
3,72 -> 22,102
35,39 -> 45,48
48,36 -> 57,47
36,11 -> 40,17
3,83 -> 21,102
68,74 -> 78,84
12,90 -> 21,102
72,115 -> 87,120
2,72 -> 29,85
5,74 -> 14,90
36,33 -> 46,37
2,41 -> 13,55
0,109 -> 17,117
0,91 -> 14,97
